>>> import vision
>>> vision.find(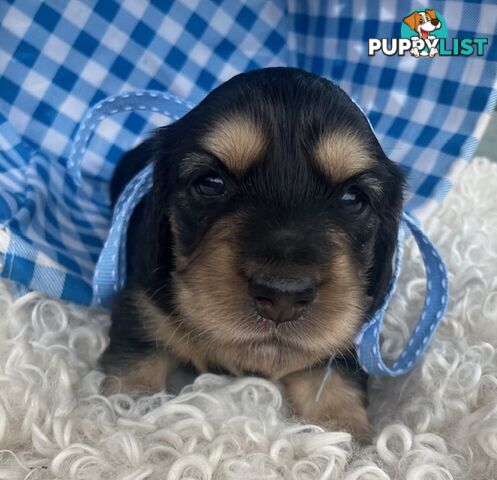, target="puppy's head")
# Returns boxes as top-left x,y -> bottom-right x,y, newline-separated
403,9 -> 441,38
148,68 -> 404,368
